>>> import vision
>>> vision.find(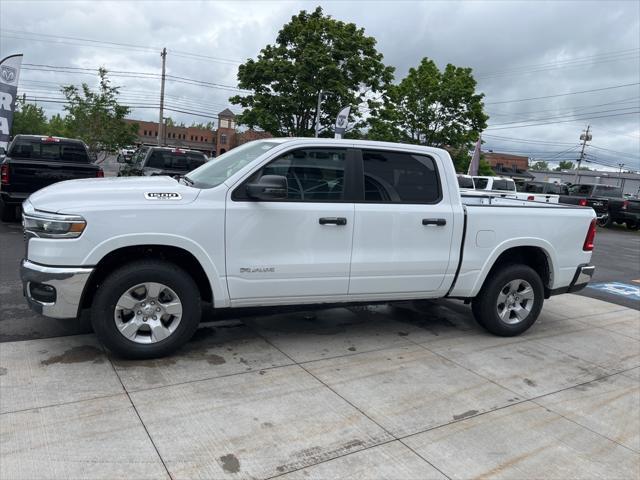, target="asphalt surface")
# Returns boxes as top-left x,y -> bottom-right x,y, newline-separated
1,206 -> 637,342
575,225 -> 640,310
